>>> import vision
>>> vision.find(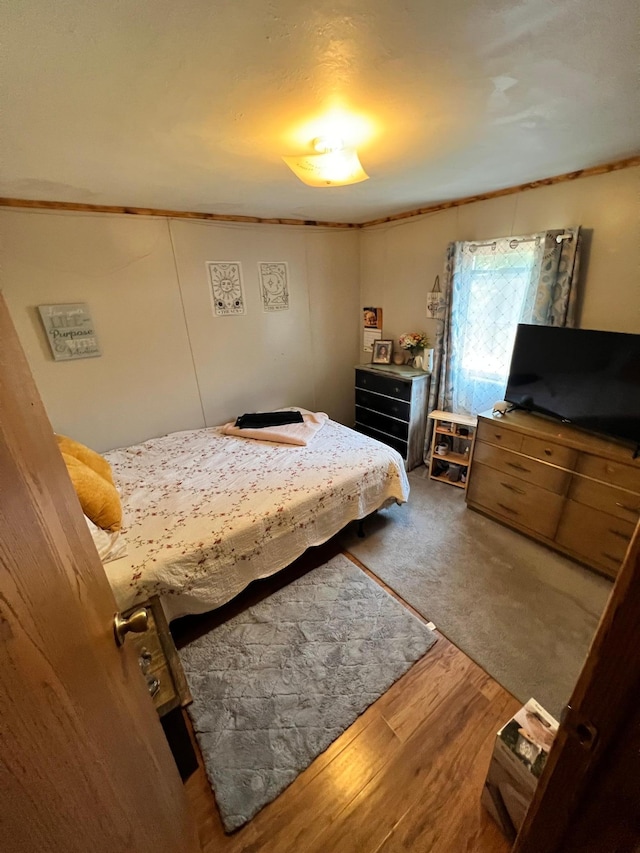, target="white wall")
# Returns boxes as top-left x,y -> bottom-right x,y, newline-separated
1,209 -> 359,451
2,166 -> 637,451
359,166 -> 640,360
